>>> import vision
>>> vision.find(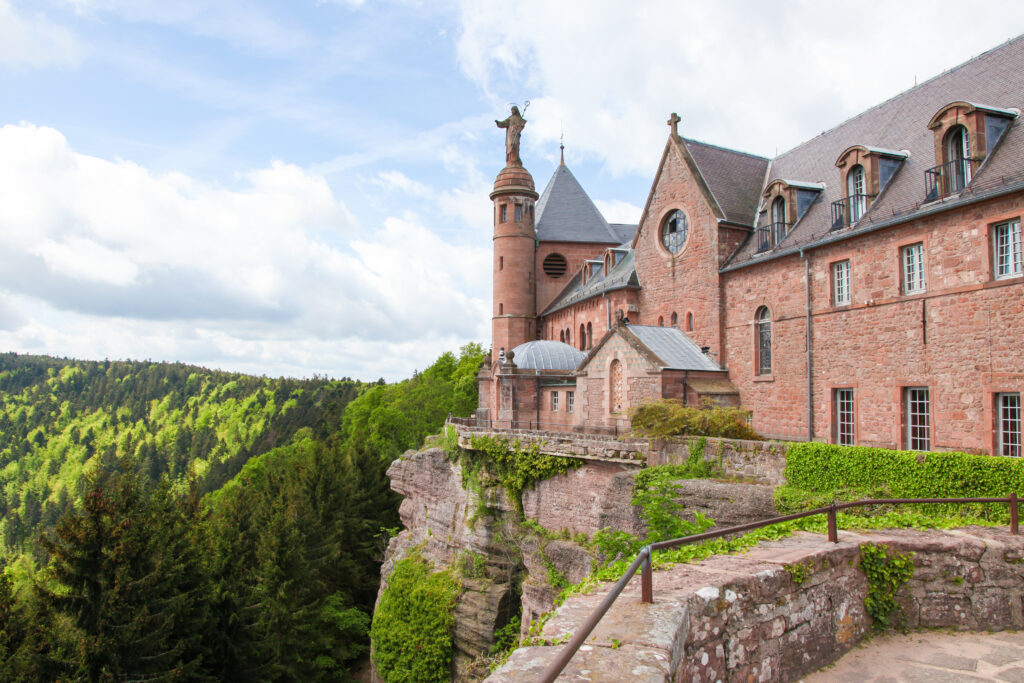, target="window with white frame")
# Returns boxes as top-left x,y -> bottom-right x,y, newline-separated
905,387 -> 930,451
832,260 -> 851,306
834,388 -> 855,446
998,393 -> 1021,457
994,219 -> 1023,279
551,391 -> 559,412
901,243 -> 925,294
567,391 -> 575,413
